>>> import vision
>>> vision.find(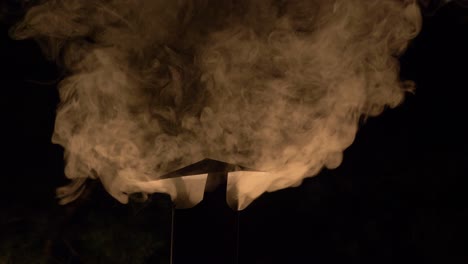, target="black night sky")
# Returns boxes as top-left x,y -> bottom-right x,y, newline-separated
1,2 -> 468,264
